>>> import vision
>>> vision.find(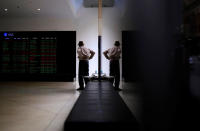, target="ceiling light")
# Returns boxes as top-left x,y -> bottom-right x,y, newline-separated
37,8 -> 40,11
4,9 -> 8,11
